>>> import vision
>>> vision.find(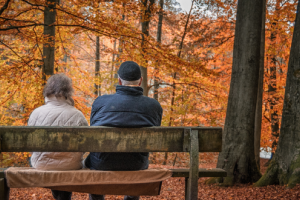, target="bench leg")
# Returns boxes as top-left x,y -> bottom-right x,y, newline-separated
0,178 -> 9,200
184,177 -> 188,199
185,129 -> 199,200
